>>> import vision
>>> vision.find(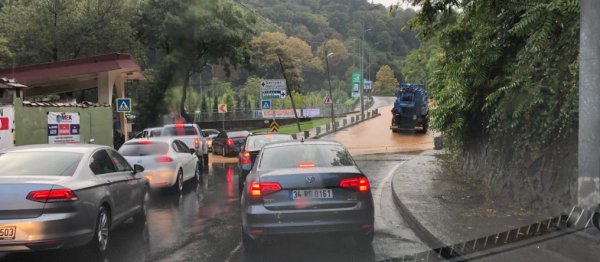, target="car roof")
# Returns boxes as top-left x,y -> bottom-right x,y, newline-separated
2,144 -> 108,154
163,123 -> 197,127
249,132 -> 292,137
144,127 -> 162,131
262,139 -> 342,149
